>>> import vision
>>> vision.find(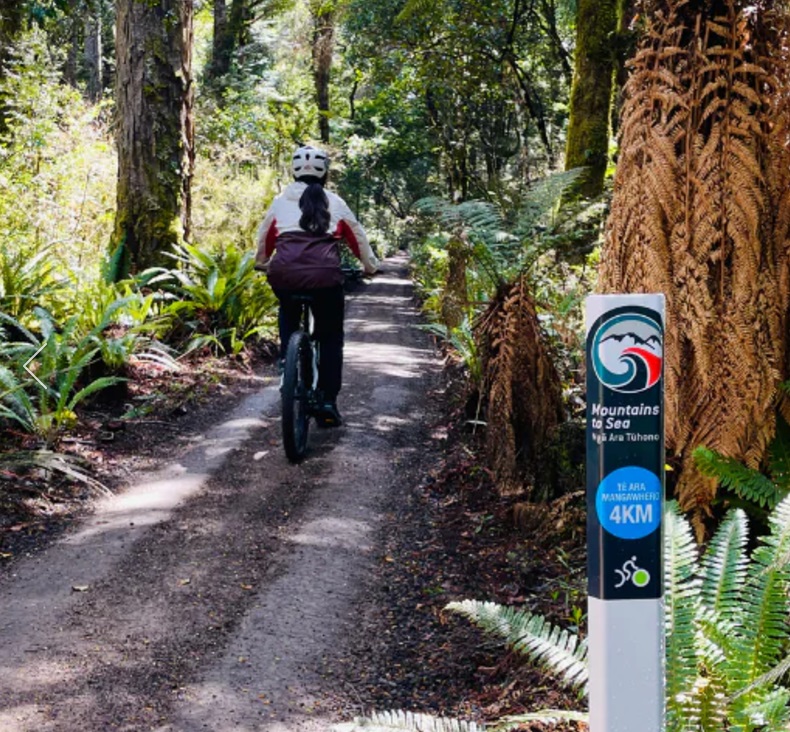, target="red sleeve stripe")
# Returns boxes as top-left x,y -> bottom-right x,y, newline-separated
265,220 -> 279,257
336,220 -> 362,259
